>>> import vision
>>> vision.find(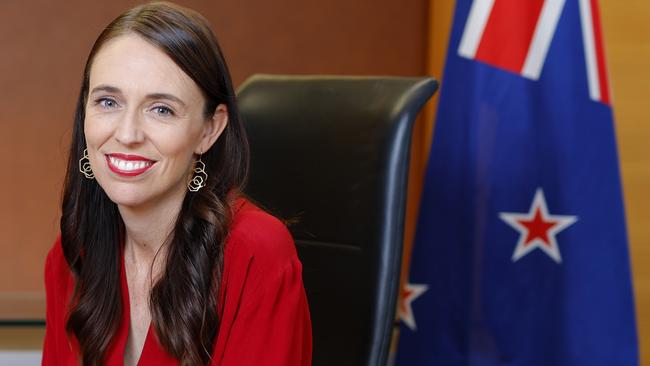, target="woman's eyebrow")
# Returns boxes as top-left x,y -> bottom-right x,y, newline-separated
89,84 -> 121,95
146,93 -> 186,107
